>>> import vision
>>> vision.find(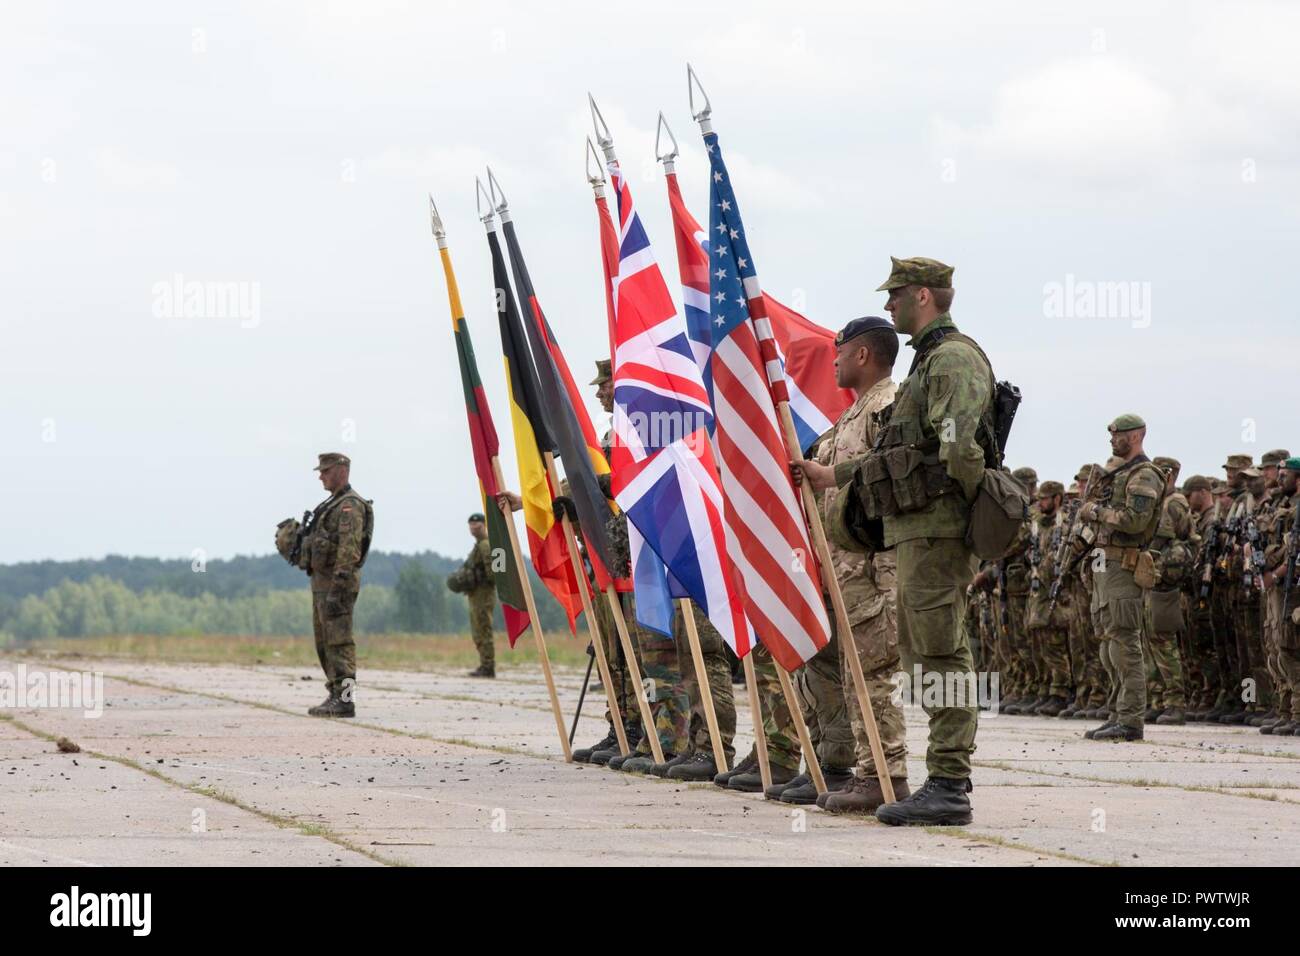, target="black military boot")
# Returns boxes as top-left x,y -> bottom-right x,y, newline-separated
1155,708 -> 1186,725
574,726 -> 619,763
1035,696 -> 1069,717
591,724 -> 639,765
1270,720 -> 1298,735
765,772 -> 807,800
307,693 -> 336,717
1248,710 -> 1274,728
315,695 -> 355,718
1084,720 -> 1117,739
621,751 -> 672,774
667,751 -> 722,782
782,767 -> 853,805
1144,706 -> 1164,723
714,748 -> 757,787
648,751 -> 694,778
1219,706 -> 1248,725
1093,723 -> 1143,741
467,664 -> 495,678
607,750 -> 641,771
729,762 -> 797,793
875,776 -> 972,827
